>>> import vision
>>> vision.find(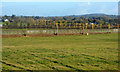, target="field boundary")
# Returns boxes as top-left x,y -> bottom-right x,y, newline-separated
2,32 -> 115,38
